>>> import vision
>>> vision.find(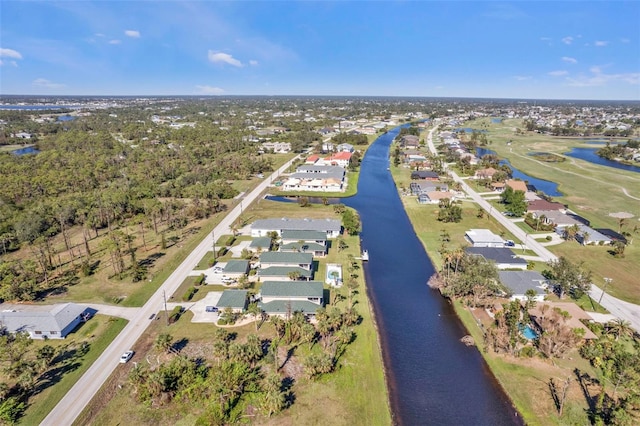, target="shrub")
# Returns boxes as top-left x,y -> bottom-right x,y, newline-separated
182,286 -> 197,301
519,346 -> 536,358
169,306 -> 183,324
217,247 -> 227,257
225,235 -> 236,246
195,274 -> 206,286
